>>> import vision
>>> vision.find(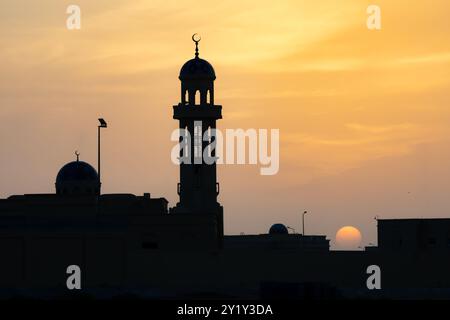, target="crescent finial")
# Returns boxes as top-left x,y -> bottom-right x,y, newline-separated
75,150 -> 80,161
192,33 -> 201,58
192,33 -> 201,43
